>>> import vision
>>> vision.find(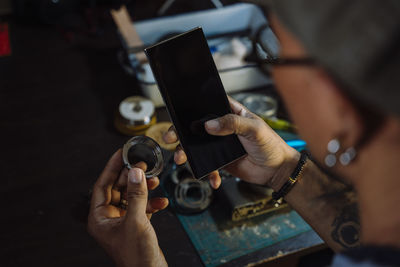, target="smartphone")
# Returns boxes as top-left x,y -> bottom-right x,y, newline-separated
144,27 -> 246,179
